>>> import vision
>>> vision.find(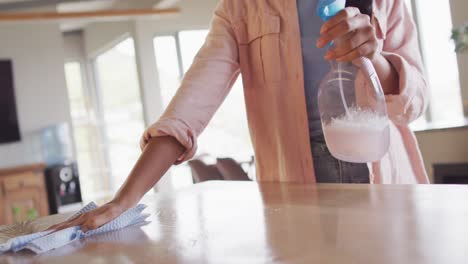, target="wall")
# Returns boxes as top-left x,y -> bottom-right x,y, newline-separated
0,23 -> 72,168
63,31 -> 86,62
83,21 -> 133,58
143,0 -> 219,34
415,128 -> 468,183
